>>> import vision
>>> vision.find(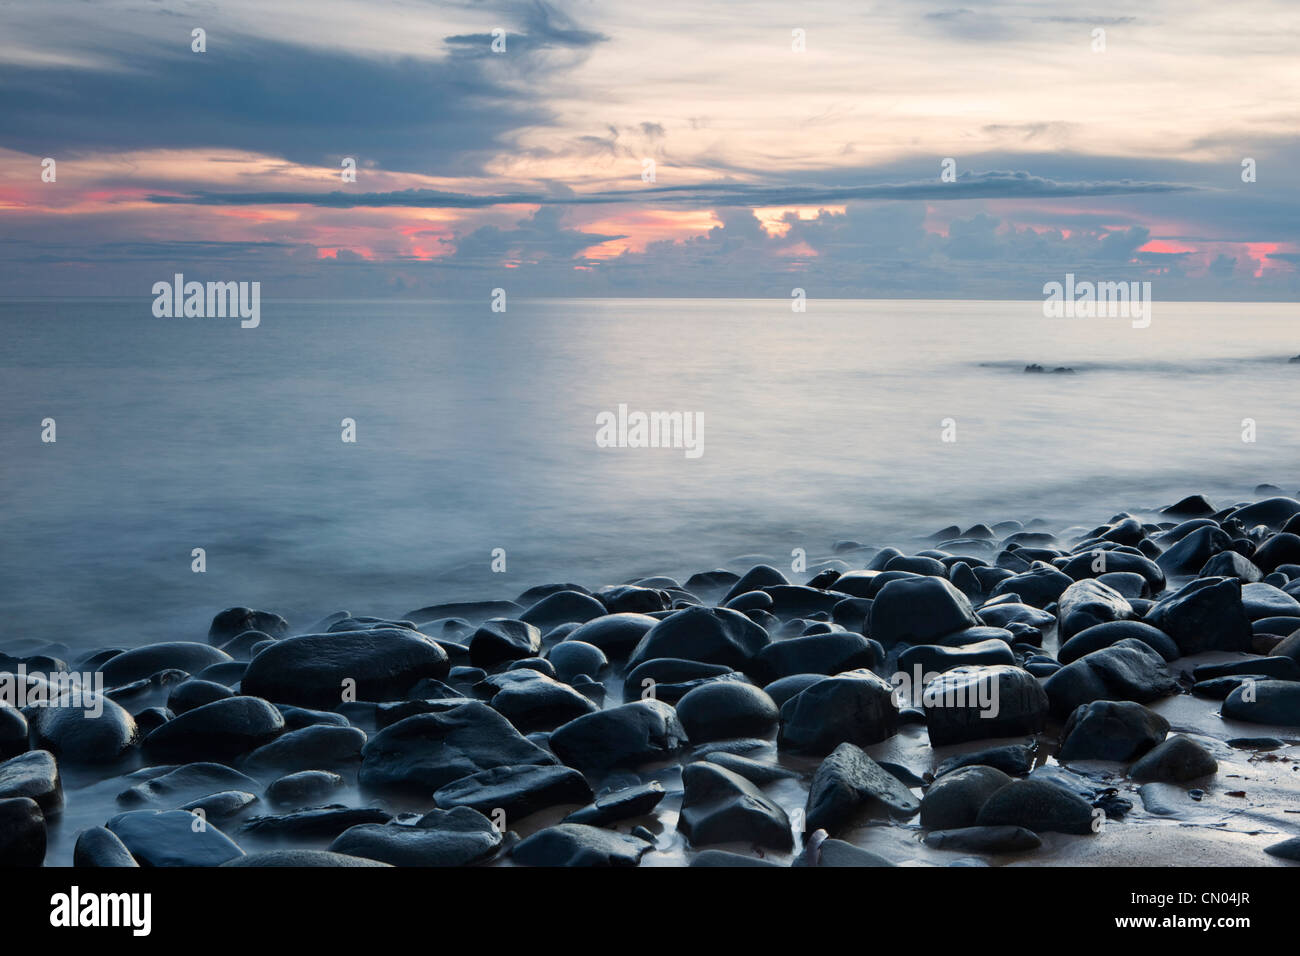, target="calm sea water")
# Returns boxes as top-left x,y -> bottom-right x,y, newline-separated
1,297 -> 1296,651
